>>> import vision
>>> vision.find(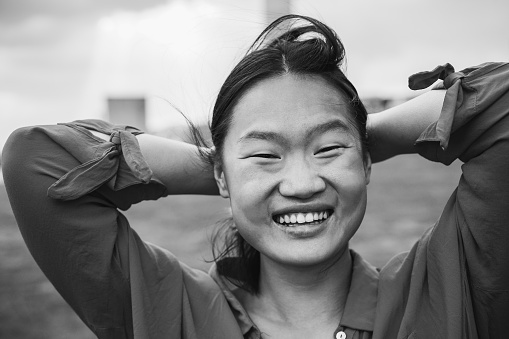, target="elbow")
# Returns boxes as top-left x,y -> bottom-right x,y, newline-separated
2,126 -> 37,179
2,126 -> 54,192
